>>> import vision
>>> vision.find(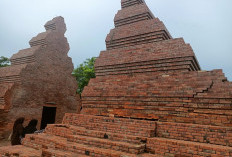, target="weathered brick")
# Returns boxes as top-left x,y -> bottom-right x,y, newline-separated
0,16 -> 81,139
1,0 -> 232,156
